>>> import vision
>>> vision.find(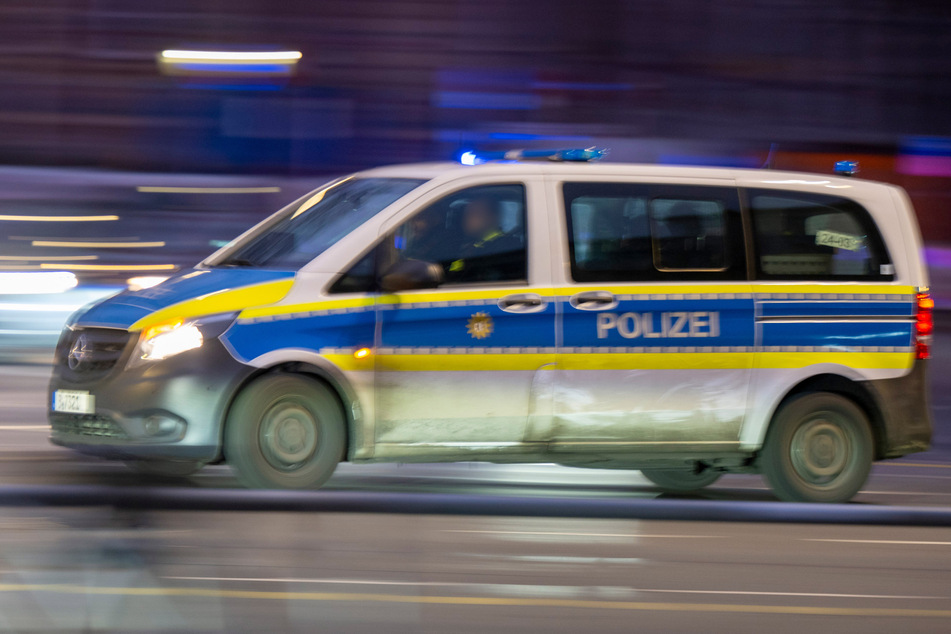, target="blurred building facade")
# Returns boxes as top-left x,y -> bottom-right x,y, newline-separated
1,0 -> 950,174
